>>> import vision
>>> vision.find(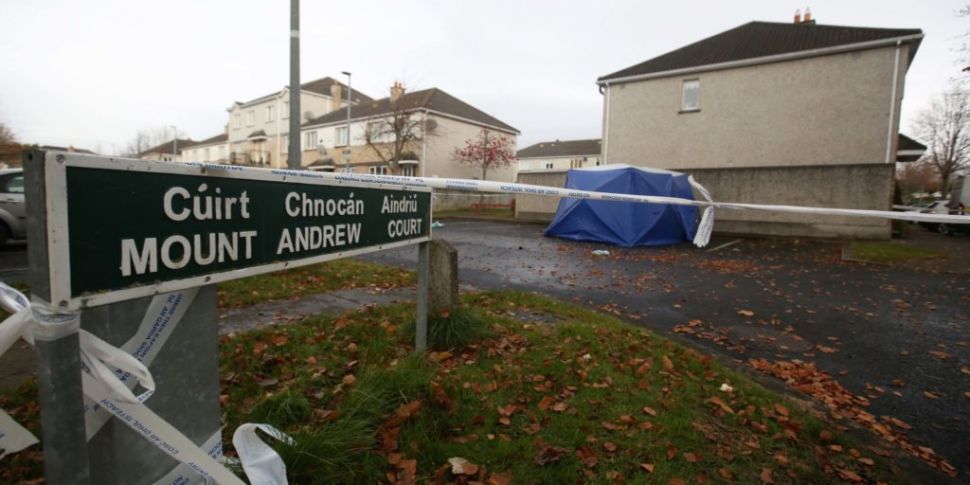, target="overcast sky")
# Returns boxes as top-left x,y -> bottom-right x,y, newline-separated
1,0 -> 967,153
